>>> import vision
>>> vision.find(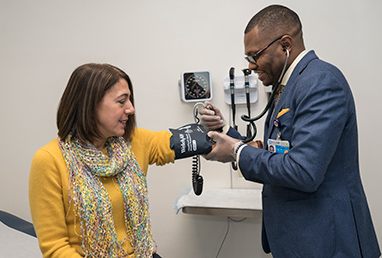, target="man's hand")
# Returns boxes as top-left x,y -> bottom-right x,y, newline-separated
199,102 -> 225,131
204,131 -> 241,163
